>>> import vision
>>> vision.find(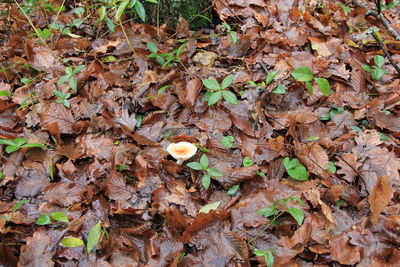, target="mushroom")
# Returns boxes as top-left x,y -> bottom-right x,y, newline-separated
167,142 -> 197,164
